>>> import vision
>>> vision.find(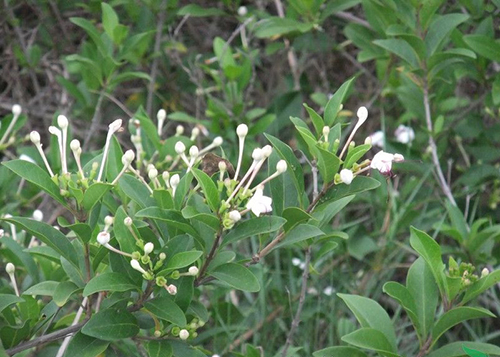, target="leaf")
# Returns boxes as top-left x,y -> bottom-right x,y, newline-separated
69,18 -> 107,56
160,251 -> 203,274
425,14 -> 469,56
324,78 -> 355,126
119,174 -> 154,208
373,39 -> 420,68
254,17 -> 314,38
344,144 -> 371,169
191,168 -> 220,212
144,297 -> 186,326
82,183 -> 112,212
432,307 -> 495,345
341,328 -> 399,357
427,342 -> 500,357
23,281 -> 58,296
275,224 -> 324,249
3,217 -> 79,268
57,217 -> 92,244
445,201 -> 469,244
210,263 -> 260,292
409,227 -> 447,297
135,207 -> 200,238
317,146 -> 341,184
222,216 -> 286,247
303,103 -> 325,137
462,270 -> 500,304
313,346 -> 368,357
66,332 -> 110,357
315,195 -> 355,228
338,294 -> 397,352
463,35 -> 500,62
463,345 -> 489,357
101,3 -> 119,42
0,294 -> 24,313
82,309 -> 139,341
53,281 -> 81,307
282,207 -> 312,232
177,4 -> 226,17
321,176 -> 380,203
407,257 -> 438,339
83,272 -> 138,297
383,282 -> 422,339
2,160 -> 66,205
146,340 -> 173,357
